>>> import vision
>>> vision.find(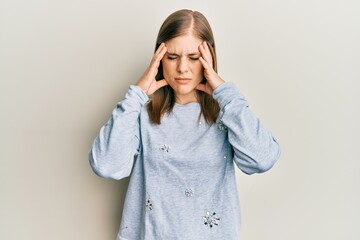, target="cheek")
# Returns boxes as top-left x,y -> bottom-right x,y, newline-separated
162,61 -> 173,77
194,63 -> 204,77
